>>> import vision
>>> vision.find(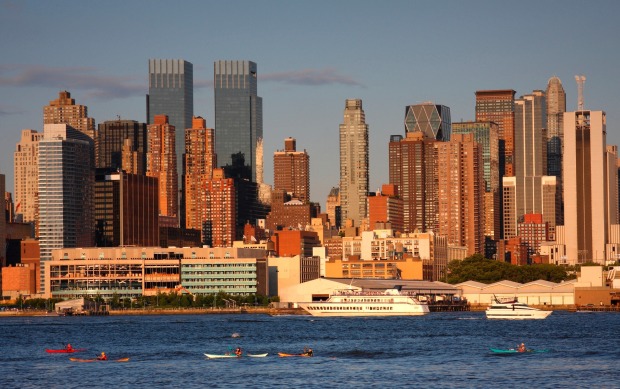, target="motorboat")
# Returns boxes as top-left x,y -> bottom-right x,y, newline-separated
486,296 -> 552,320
